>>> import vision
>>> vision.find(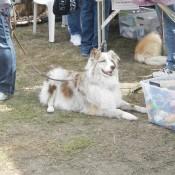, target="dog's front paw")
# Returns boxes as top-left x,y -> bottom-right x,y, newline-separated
47,106 -> 55,113
139,107 -> 147,114
123,113 -> 138,121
